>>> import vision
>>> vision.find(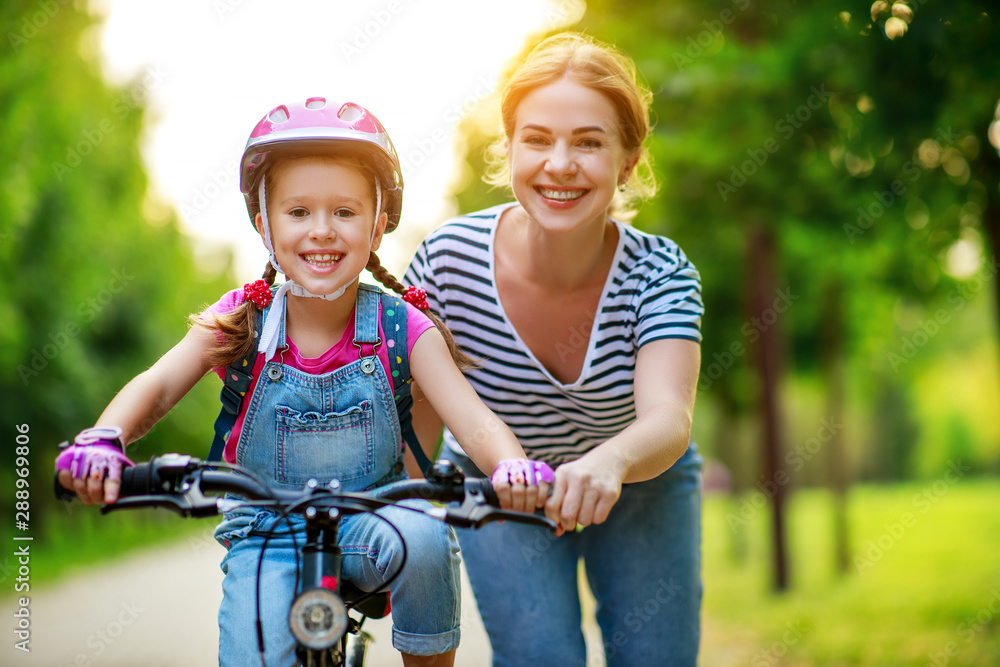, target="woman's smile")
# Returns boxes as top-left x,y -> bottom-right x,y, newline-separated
535,186 -> 590,203
510,76 -> 636,233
